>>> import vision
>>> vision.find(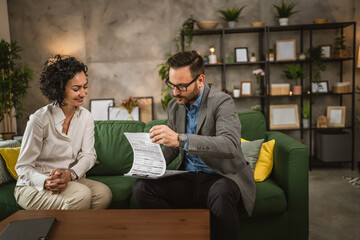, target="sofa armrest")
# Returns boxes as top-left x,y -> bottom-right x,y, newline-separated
266,131 -> 309,239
